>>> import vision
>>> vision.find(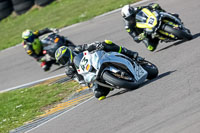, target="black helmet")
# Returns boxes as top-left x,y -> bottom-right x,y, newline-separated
55,46 -> 73,65
121,5 -> 136,21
